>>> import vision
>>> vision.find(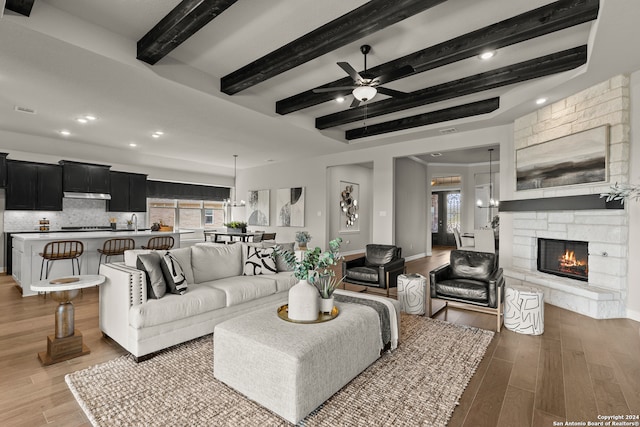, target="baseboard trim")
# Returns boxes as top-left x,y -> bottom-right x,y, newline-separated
405,253 -> 426,262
